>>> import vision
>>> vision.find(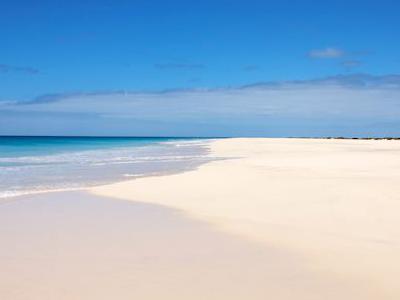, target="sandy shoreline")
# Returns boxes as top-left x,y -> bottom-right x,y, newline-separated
0,191 -> 343,300
1,138 -> 400,299
92,138 -> 400,299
